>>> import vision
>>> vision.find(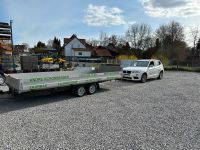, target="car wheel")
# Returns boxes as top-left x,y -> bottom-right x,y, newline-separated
158,71 -> 163,79
75,86 -> 86,97
87,83 -> 97,94
141,74 -> 147,83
